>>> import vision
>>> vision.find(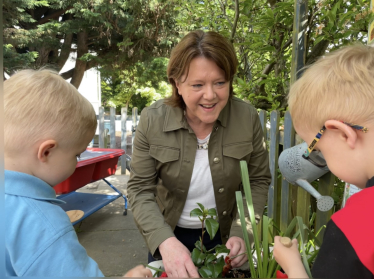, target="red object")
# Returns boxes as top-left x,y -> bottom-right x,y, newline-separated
160,272 -> 168,277
54,148 -> 125,194
276,270 -> 288,278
